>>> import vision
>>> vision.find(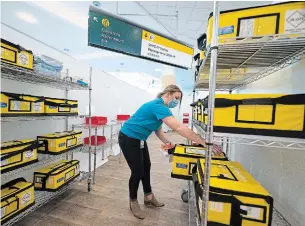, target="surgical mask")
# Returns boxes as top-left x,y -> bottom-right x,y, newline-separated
168,98 -> 179,108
